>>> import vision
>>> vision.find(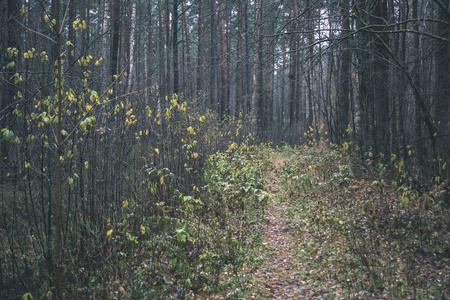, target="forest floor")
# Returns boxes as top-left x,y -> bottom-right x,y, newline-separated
237,147 -> 450,300
248,158 -> 348,299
